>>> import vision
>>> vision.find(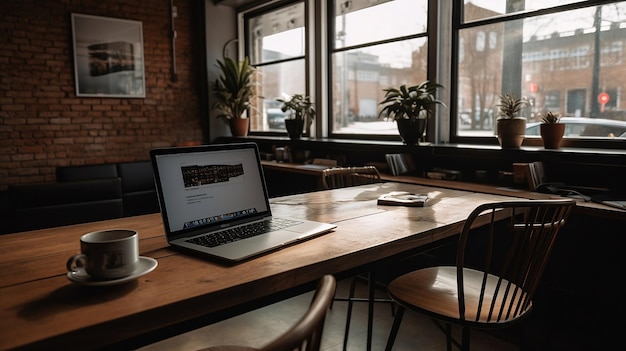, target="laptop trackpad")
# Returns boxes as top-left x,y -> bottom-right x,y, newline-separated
207,229 -> 310,261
